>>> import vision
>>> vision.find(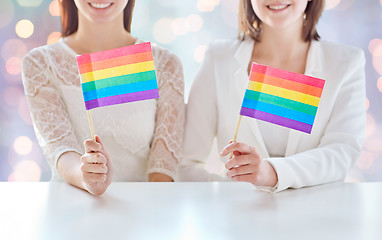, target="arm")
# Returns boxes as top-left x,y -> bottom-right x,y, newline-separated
22,49 -> 83,181
147,52 -> 186,182
177,48 -> 221,181
22,50 -> 111,195
265,49 -> 367,192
